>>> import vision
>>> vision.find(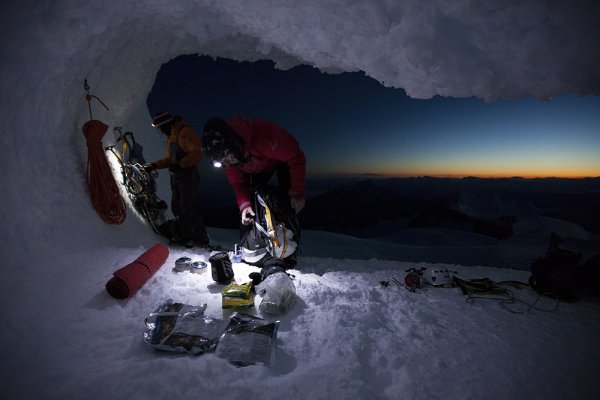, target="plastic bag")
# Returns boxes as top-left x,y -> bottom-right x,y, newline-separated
143,299 -> 226,355
256,272 -> 296,314
215,312 -> 279,366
